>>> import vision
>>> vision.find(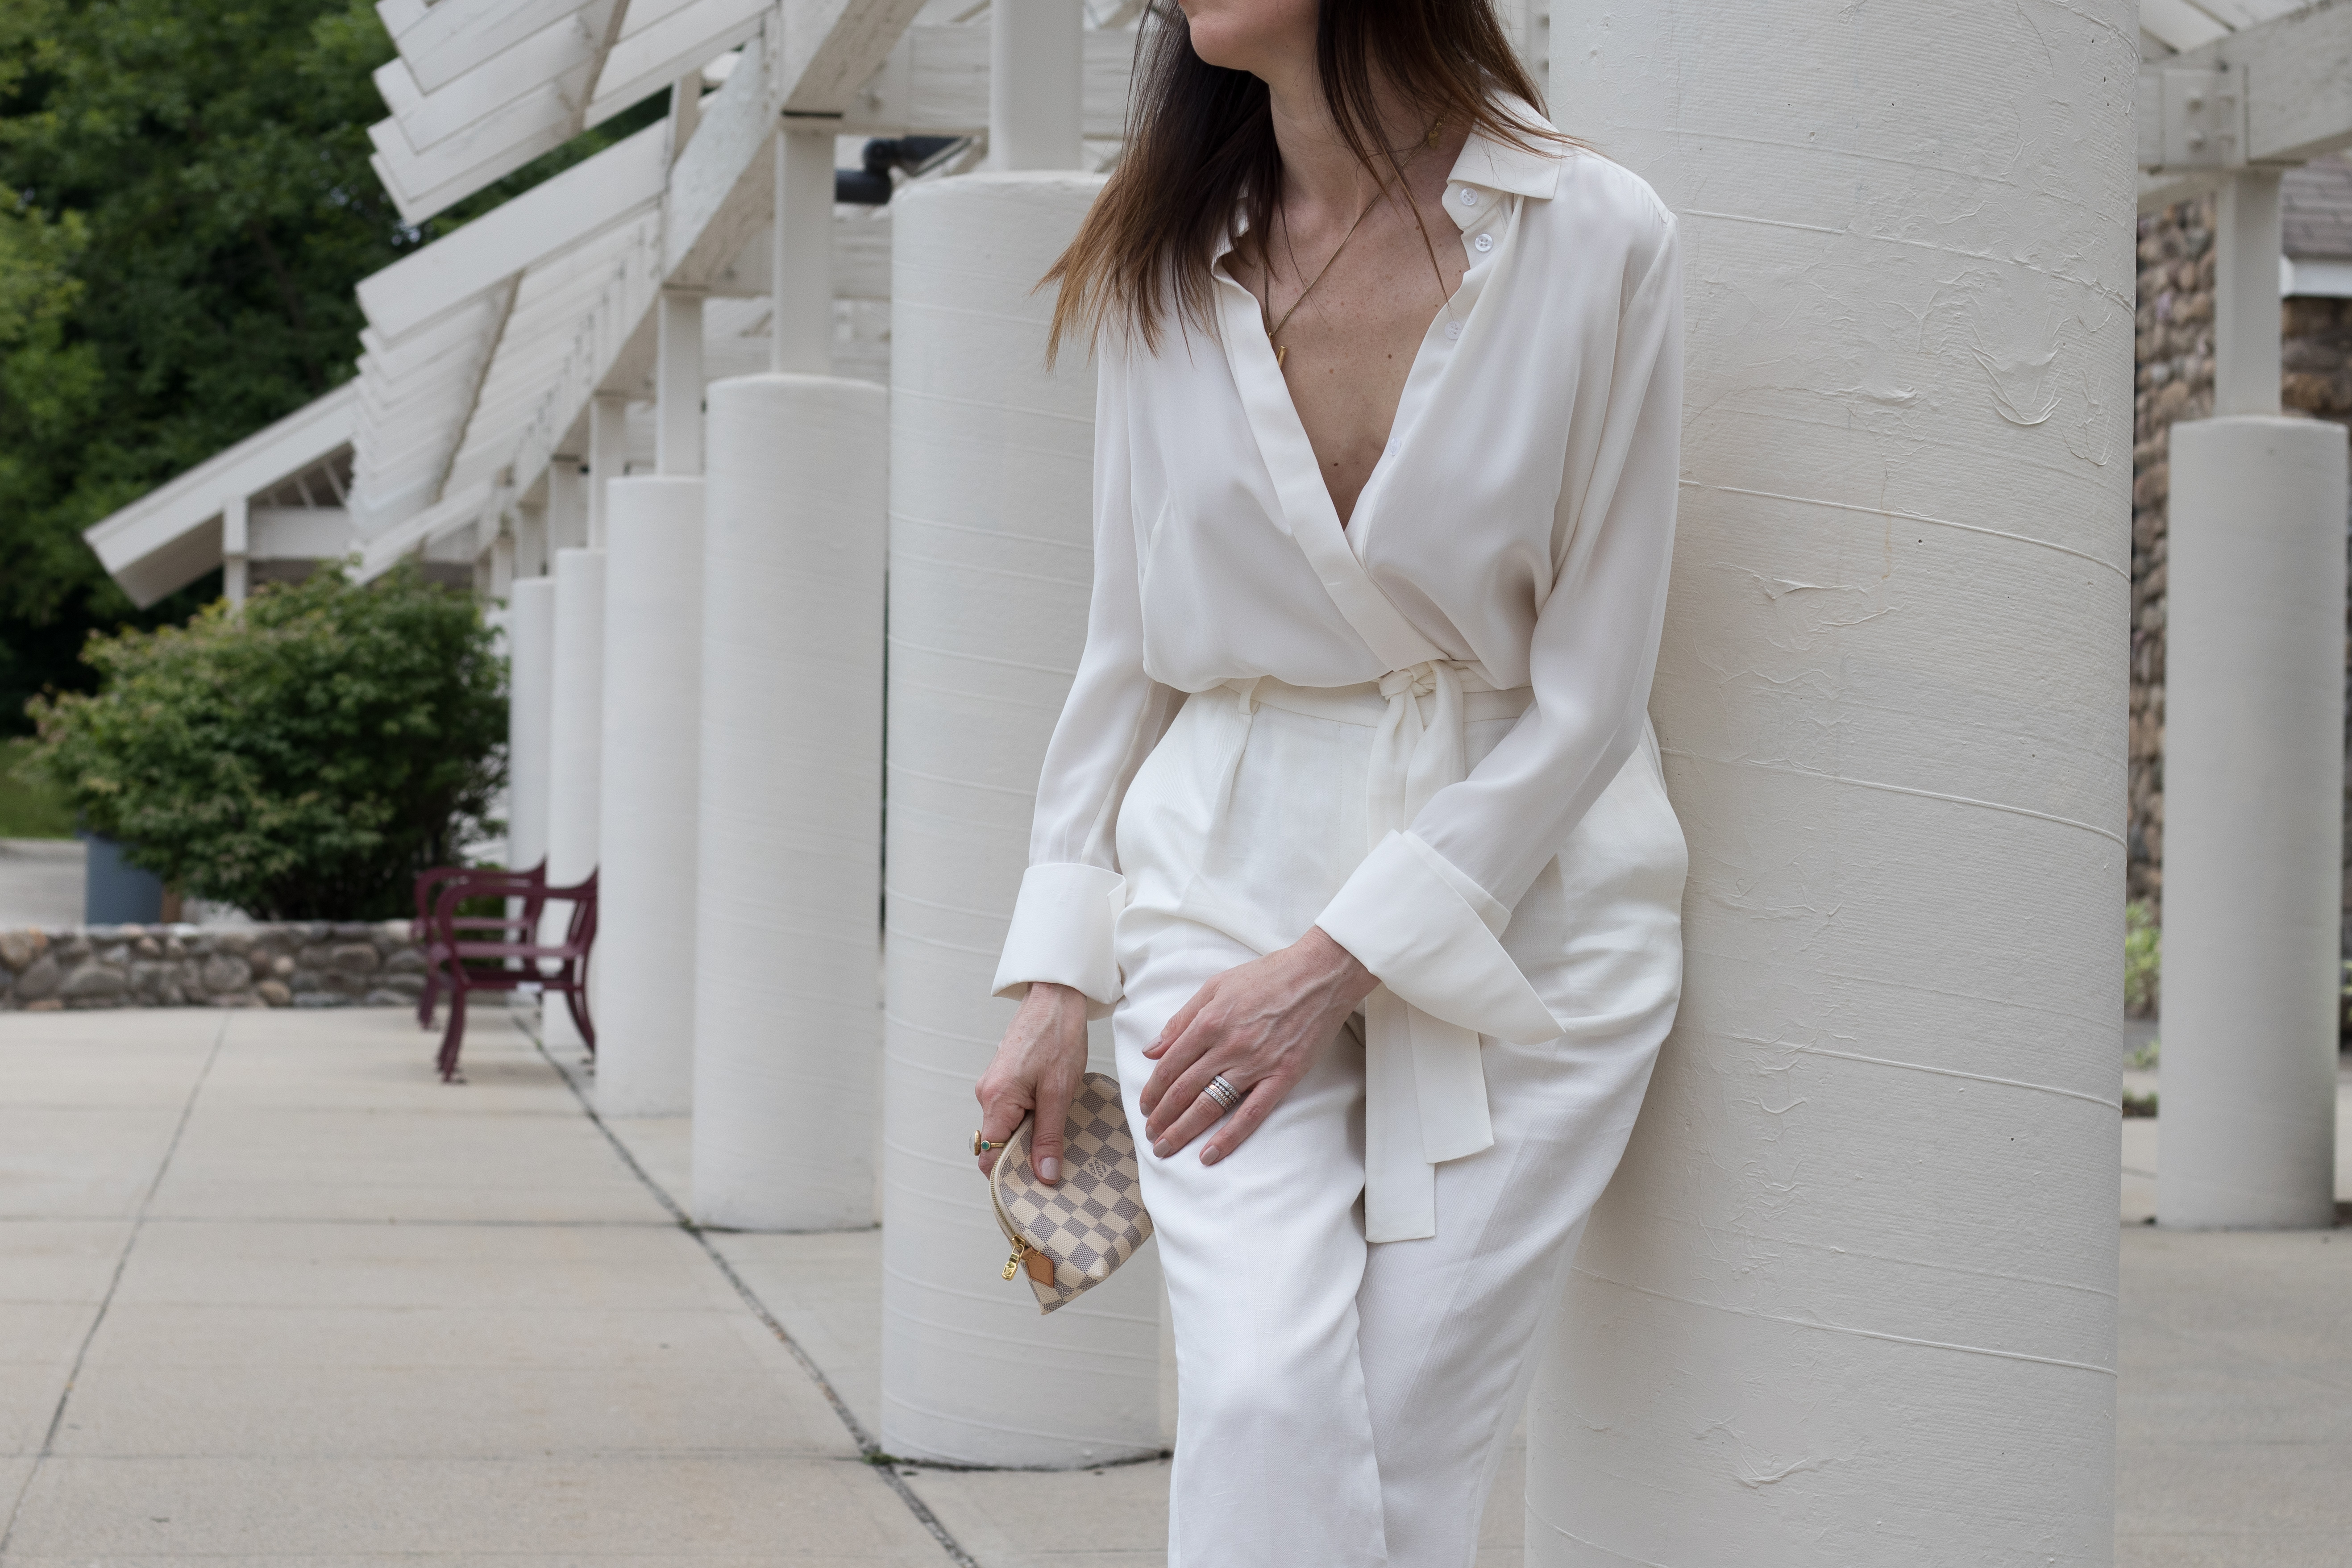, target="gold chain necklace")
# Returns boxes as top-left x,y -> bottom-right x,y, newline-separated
1260,121 -> 1441,369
